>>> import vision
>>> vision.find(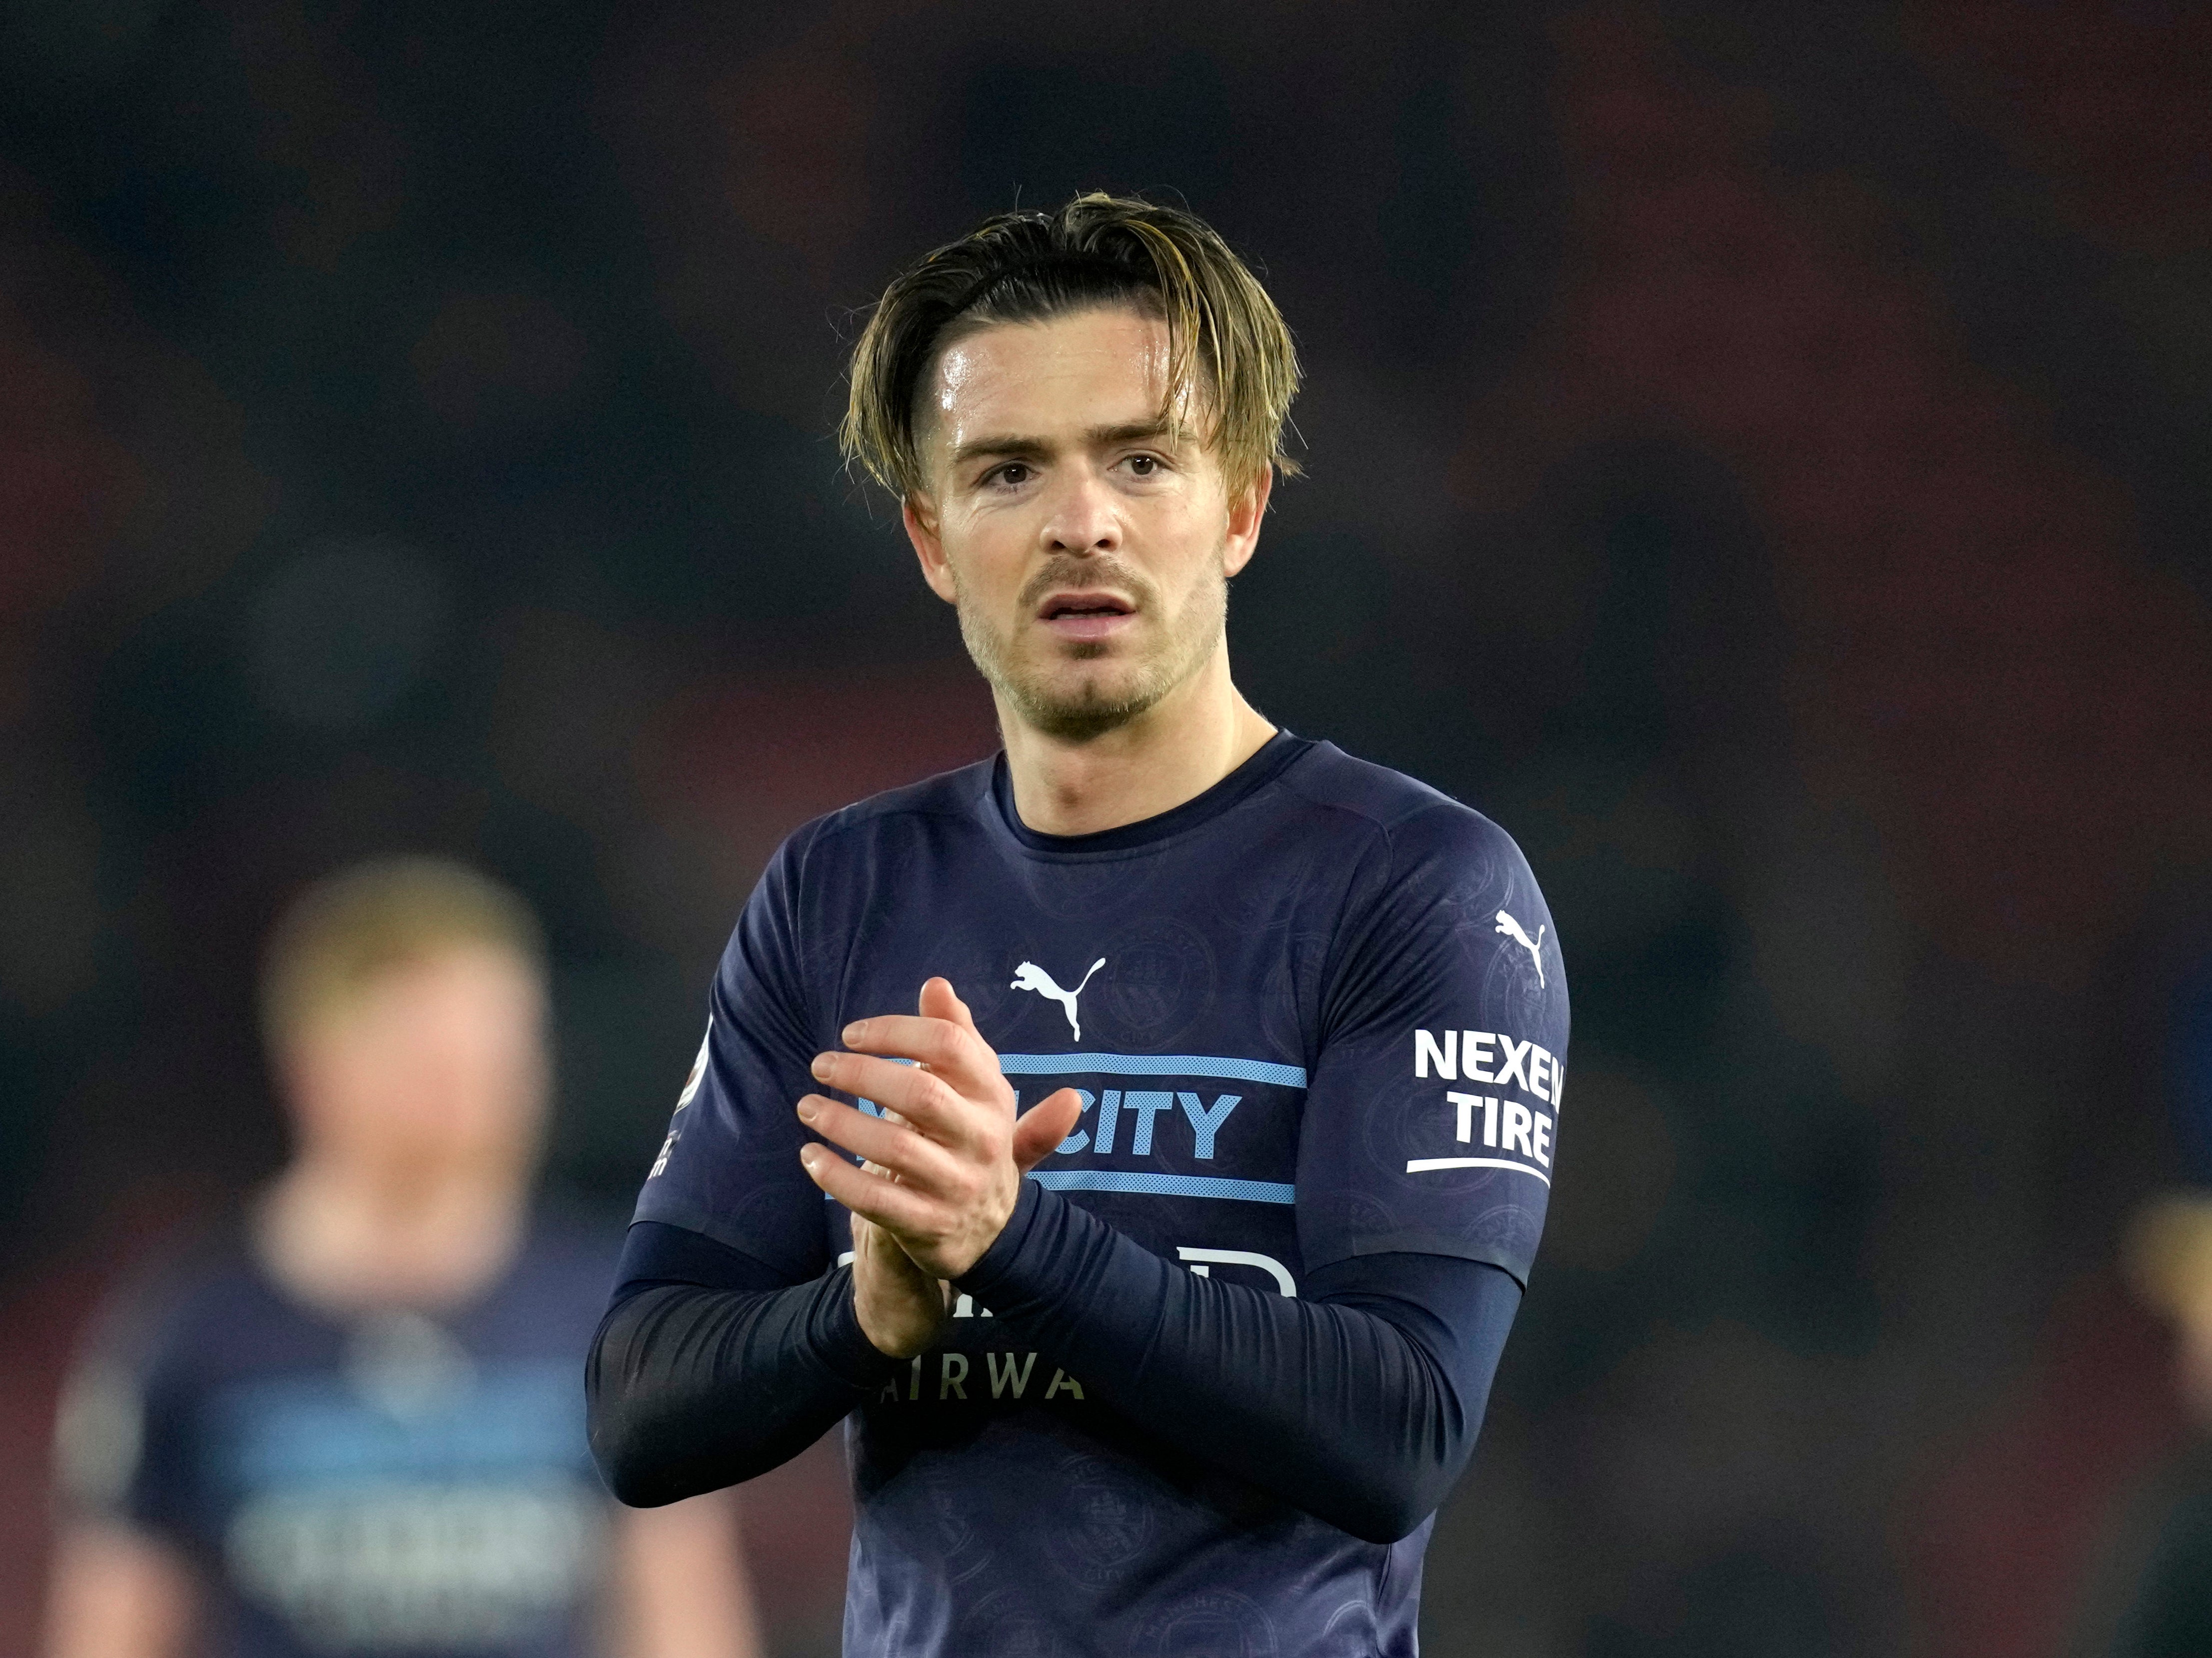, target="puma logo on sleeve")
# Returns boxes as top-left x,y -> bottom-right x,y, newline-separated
1494,911 -> 1546,987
